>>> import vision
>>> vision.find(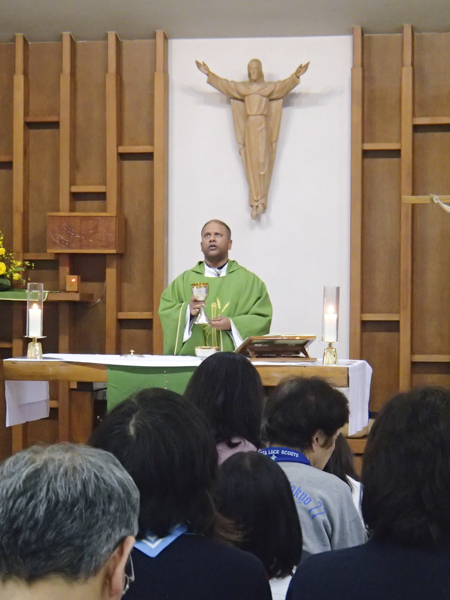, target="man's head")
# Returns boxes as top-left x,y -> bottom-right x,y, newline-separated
262,377 -> 349,470
0,443 -> 139,600
200,220 -> 232,267
248,59 -> 264,83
